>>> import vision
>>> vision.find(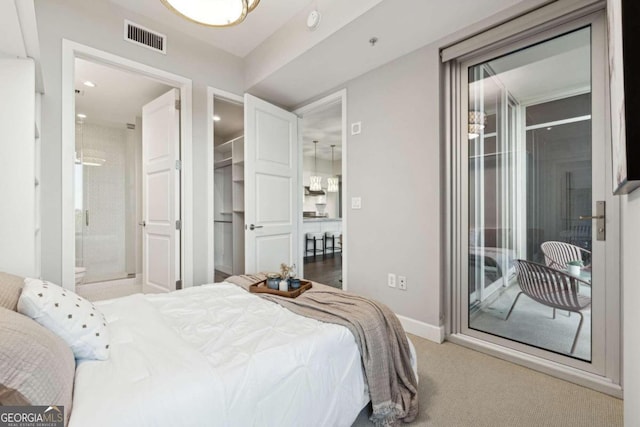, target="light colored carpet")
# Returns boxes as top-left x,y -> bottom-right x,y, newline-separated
76,278 -> 142,302
352,333 -> 622,427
